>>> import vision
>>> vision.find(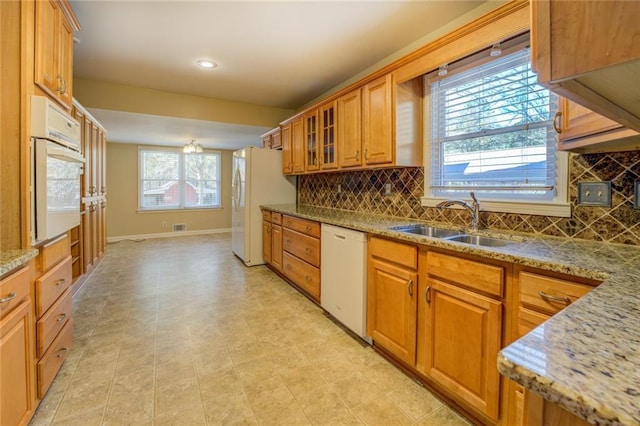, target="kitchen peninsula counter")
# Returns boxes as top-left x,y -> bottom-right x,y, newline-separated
0,248 -> 38,277
262,203 -> 640,425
